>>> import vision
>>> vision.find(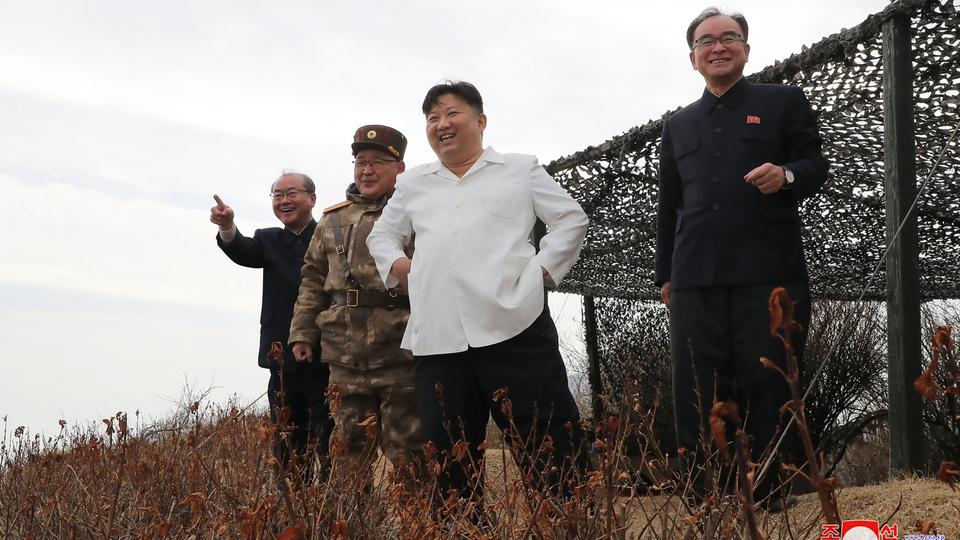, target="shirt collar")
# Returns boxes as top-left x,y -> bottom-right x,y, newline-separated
699,77 -> 749,113
287,219 -> 316,236
425,146 -> 504,179
476,146 -> 505,164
